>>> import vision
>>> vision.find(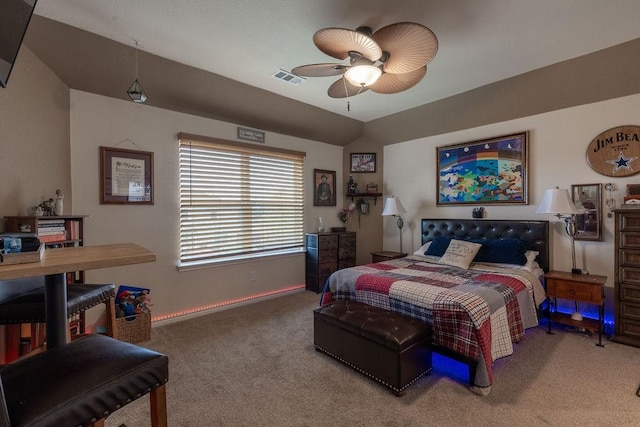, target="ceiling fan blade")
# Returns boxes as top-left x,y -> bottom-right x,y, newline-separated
327,77 -> 369,98
291,63 -> 348,77
372,22 -> 438,74
368,66 -> 427,94
313,28 -> 382,61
